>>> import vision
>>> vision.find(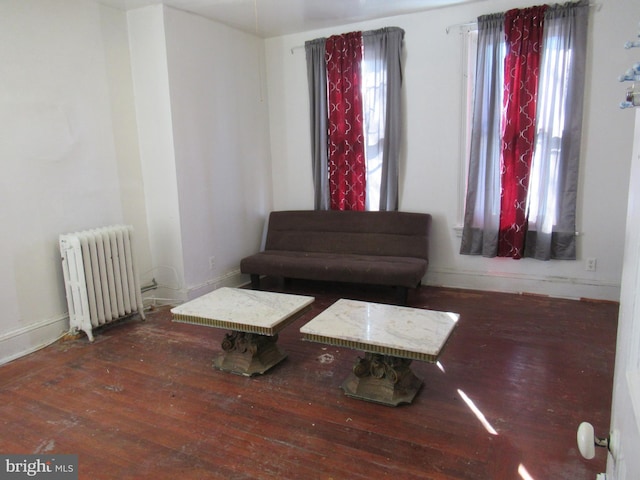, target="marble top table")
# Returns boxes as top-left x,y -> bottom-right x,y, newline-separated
171,288 -> 314,376
300,298 -> 459,406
